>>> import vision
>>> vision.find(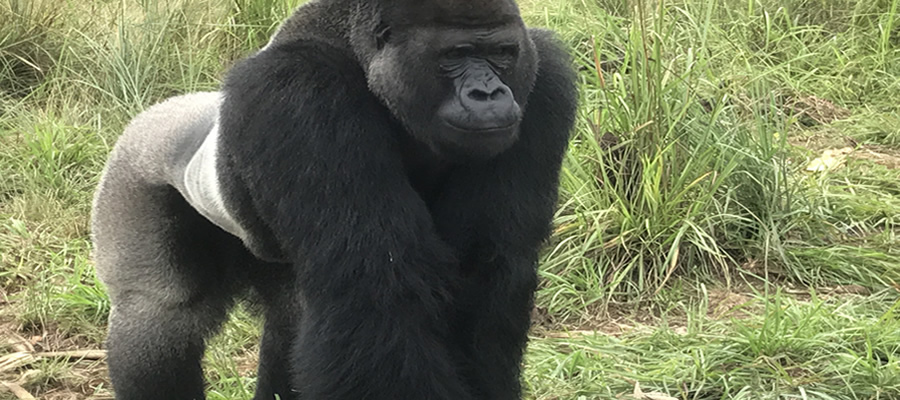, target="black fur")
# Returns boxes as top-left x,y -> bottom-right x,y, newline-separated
91,0 -> 578,399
